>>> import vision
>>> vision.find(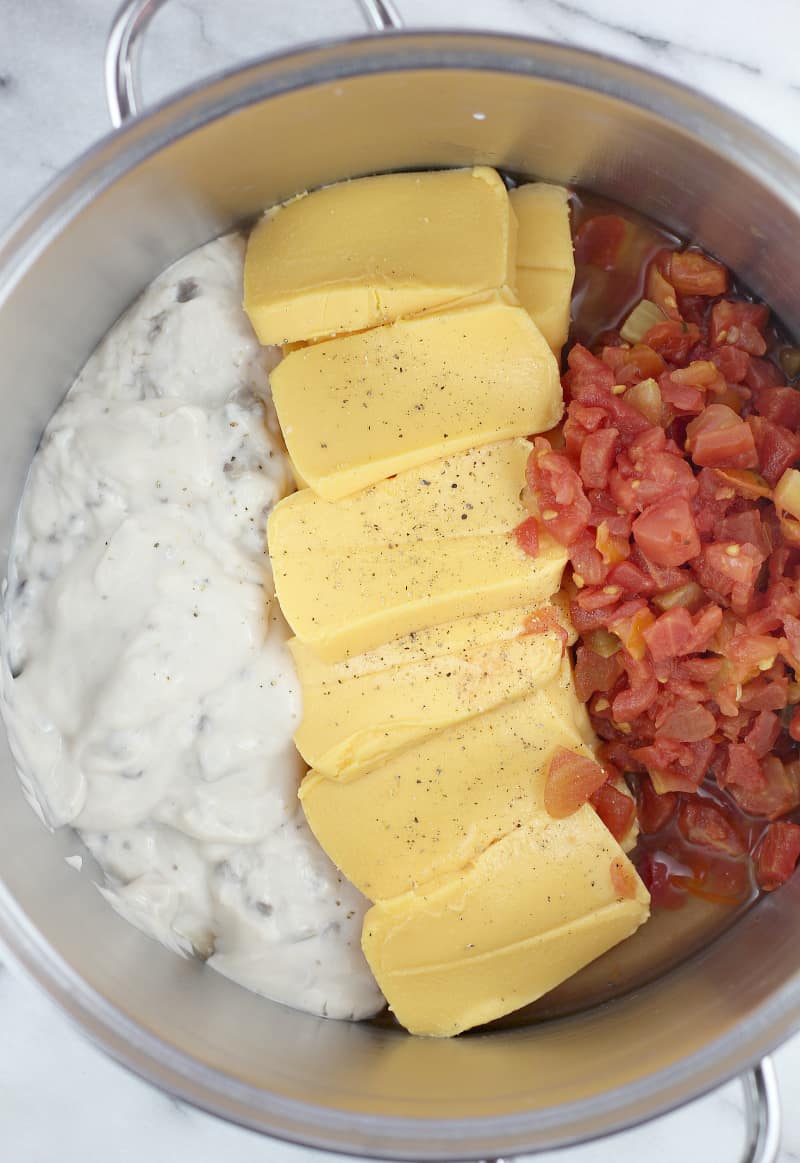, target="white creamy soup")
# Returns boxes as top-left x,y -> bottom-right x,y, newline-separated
0,234 -> 382,1021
